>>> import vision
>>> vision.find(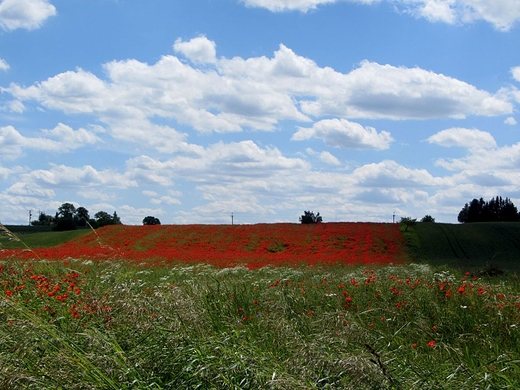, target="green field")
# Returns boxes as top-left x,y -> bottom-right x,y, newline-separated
0,227 -> 91,249
409,222 -> 520,272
